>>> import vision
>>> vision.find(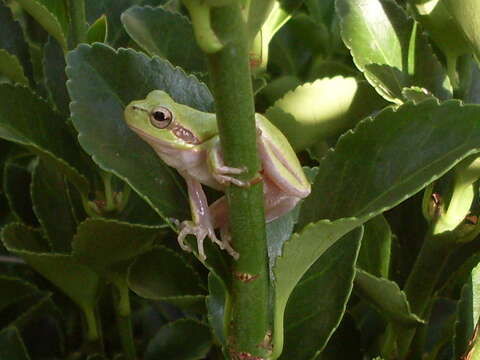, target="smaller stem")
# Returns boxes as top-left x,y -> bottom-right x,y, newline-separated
83,305 -> 99,341
446,54 -> 460,93
182,0 -> 223,53
112,280 -> 137,360
101,172 -> 116,212
81,305 -> 104,355
68,0 -> 87,47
